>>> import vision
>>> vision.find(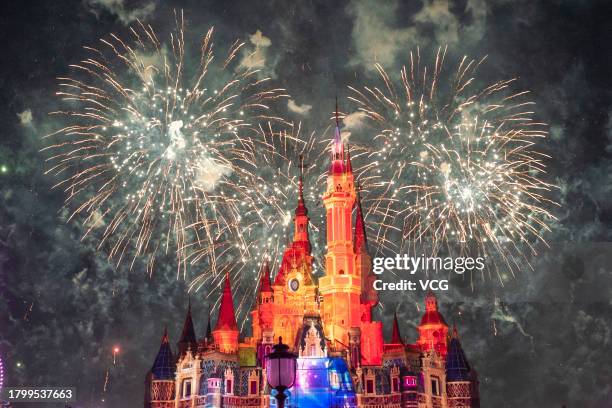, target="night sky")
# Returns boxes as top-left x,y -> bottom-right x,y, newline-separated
1,1 -> 612,407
